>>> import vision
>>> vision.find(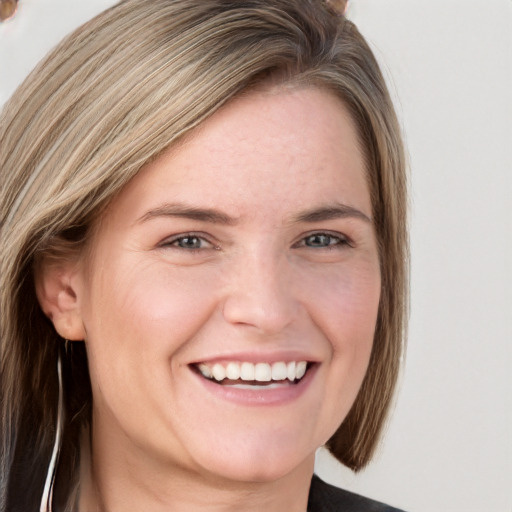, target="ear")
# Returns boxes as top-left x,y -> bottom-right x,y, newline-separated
35,259 -> 87,341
